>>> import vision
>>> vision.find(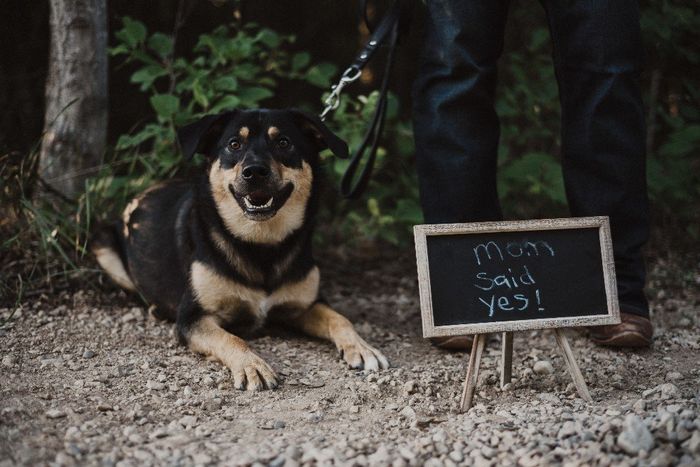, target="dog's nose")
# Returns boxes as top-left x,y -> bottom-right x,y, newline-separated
241,164 -> 270,181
